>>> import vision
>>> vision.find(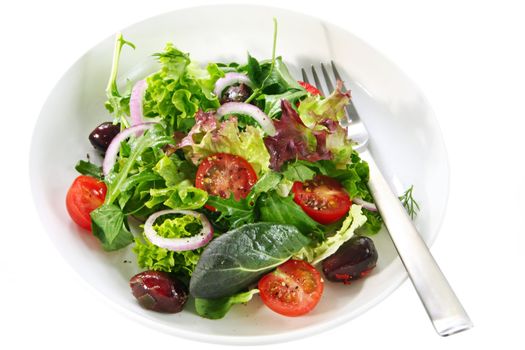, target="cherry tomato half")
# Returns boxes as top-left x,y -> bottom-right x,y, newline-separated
298,81 -> 322,96
66,175 -> 107,231
195,153 -> 257,210
258,259 -> 324,317
292,175 -> 351,225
